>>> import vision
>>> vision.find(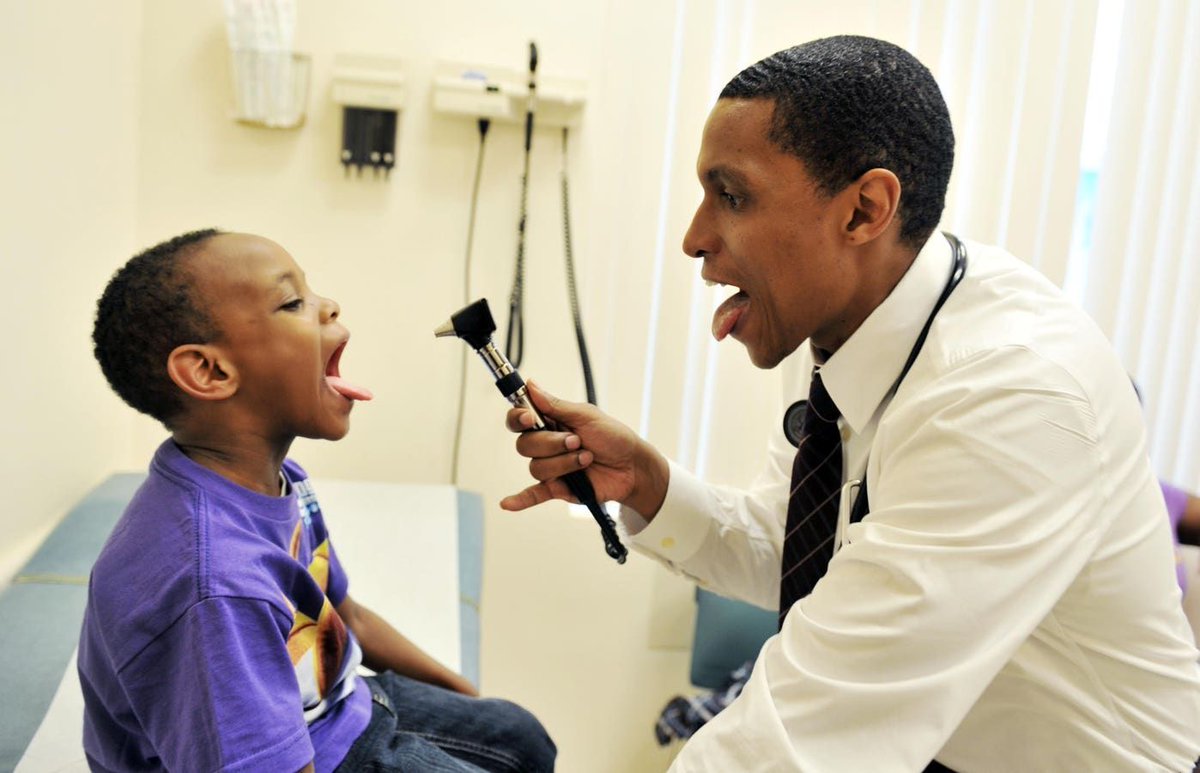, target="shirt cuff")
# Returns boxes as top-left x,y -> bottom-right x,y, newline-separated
619,459 -> 714,566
